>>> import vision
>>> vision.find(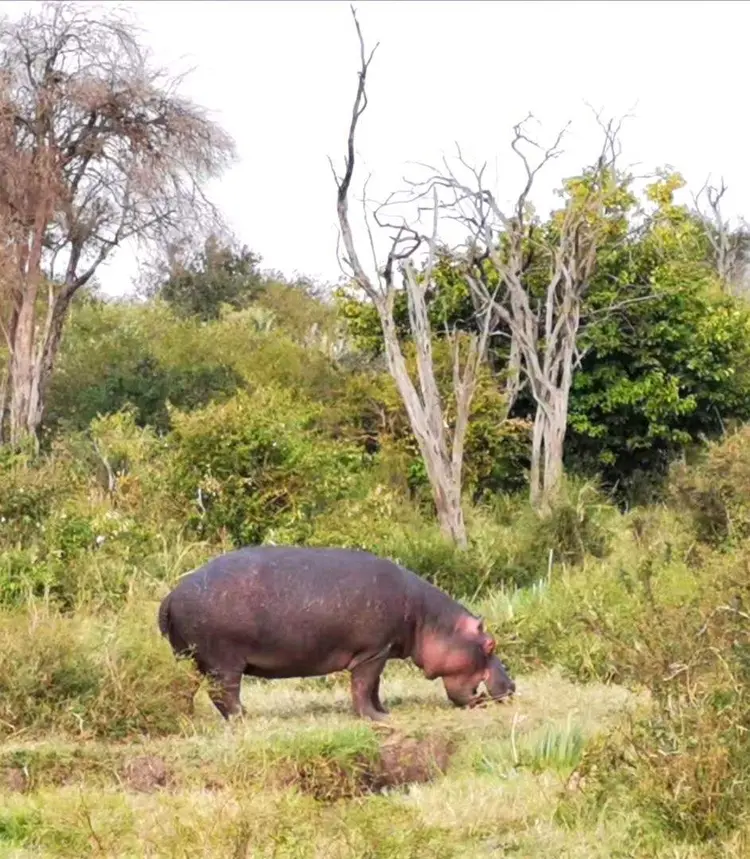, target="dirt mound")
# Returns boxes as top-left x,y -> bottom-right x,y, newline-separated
374,734 -> 454,789
121,755 -> 170,792
282,733 -> 455,802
